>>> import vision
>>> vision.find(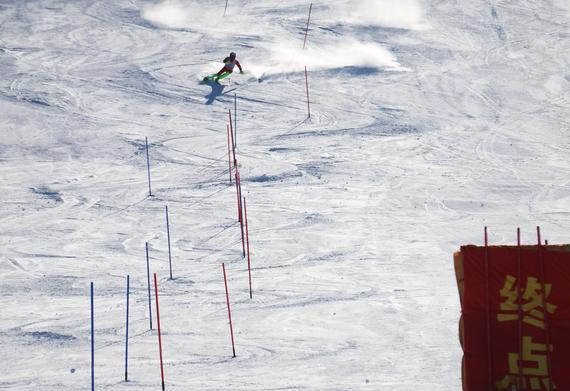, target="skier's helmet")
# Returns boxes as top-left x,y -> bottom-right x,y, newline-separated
230,52 -> 236,59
